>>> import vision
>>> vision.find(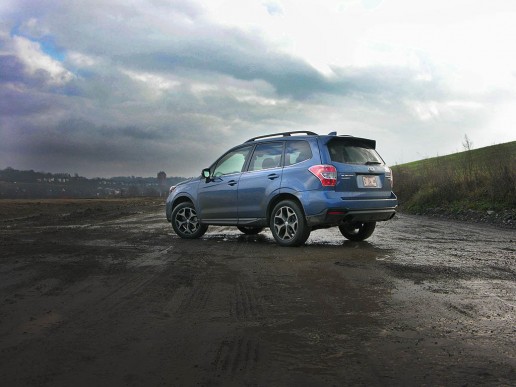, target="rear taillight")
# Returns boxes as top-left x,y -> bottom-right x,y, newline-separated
309,165 -> 337,187
385,167 -> 393,188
